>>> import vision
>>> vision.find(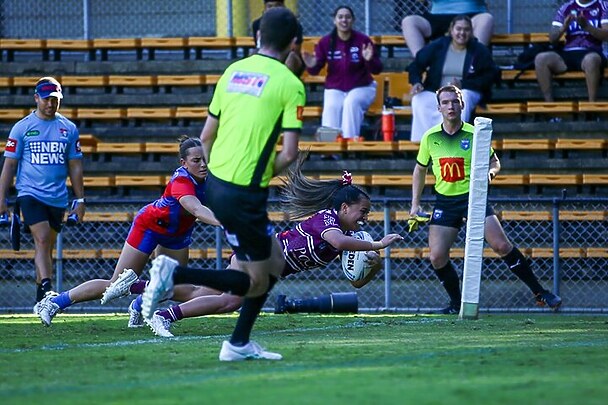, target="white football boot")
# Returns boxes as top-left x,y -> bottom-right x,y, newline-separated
219,340 -> 282,361
141,255 -> 178,319
144,311 -> 174,338
101,269 -> 138,305
37,291 -> 60,327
